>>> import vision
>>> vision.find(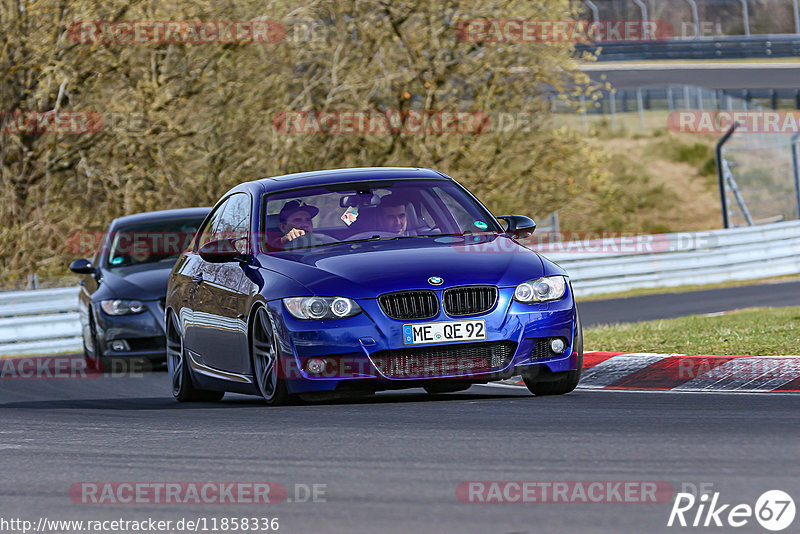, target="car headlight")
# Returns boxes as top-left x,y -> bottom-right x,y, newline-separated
283,297 -> 362,320
514,276 -> 567,303
100,299 -> 146,315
